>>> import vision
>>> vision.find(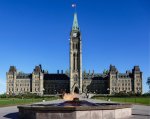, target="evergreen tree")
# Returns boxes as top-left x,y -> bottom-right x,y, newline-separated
147,77 -> 150,92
